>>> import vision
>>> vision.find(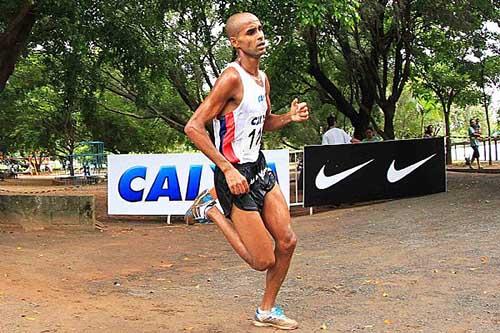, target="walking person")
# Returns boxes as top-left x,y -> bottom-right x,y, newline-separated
468,119 -> 482,169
